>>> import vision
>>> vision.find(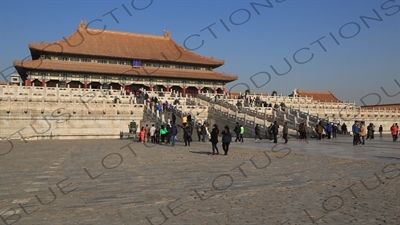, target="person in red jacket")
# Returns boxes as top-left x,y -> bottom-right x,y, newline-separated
139,126 -> 145,143
390,124 -> 398,141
